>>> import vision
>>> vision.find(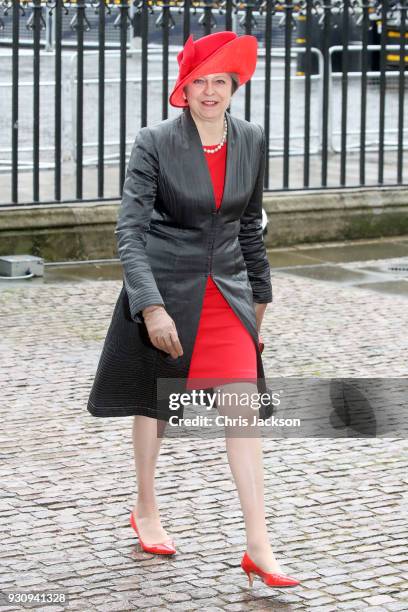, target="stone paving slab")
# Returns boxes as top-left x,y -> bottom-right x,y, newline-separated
0,272 -> 407,611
